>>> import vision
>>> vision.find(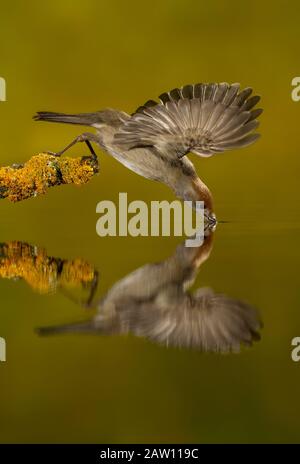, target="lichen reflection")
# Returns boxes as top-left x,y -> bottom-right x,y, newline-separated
0,241 -> 98,303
